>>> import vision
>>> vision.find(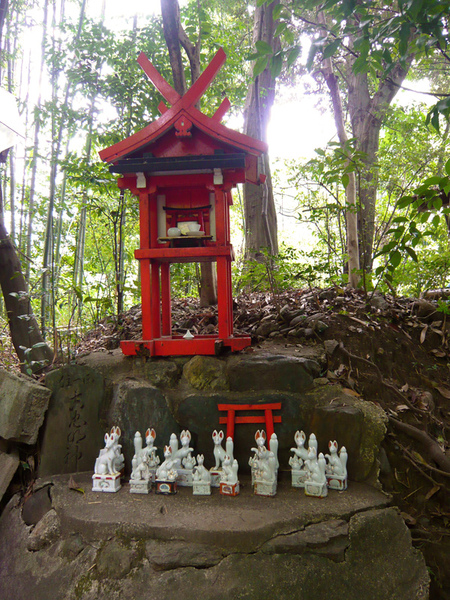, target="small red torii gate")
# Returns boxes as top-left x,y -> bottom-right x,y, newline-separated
100,48 -> 267,357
